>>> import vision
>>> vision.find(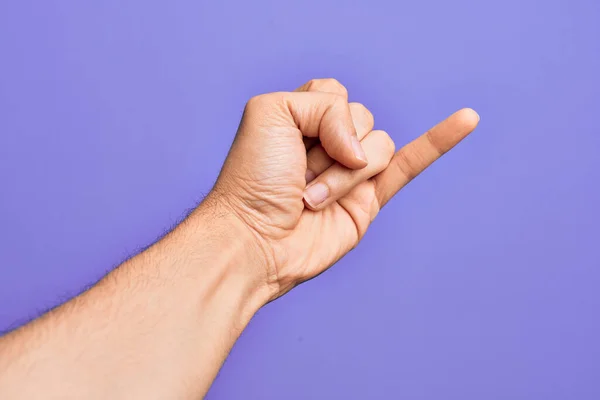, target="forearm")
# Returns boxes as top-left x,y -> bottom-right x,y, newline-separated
0,198 -> 271,399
